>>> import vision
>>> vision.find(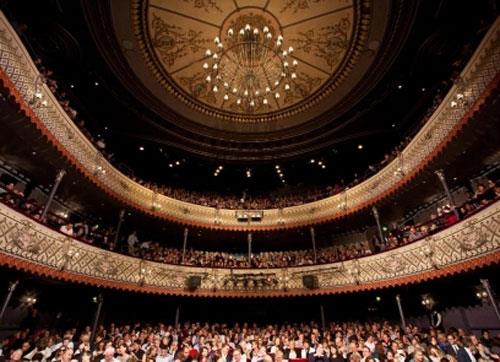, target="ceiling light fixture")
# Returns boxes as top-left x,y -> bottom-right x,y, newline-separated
203,24 -> 298,110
